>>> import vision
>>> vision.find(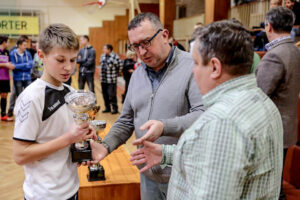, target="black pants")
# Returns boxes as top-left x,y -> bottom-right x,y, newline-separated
101,82 -> 118,112
78,73 -> 95,93
279,148 -> 288,200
